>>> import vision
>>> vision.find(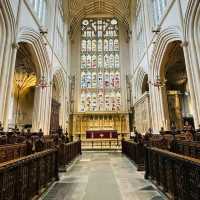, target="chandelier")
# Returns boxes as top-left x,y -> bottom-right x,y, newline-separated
36,76 -> 51,89
148,76 -> 167,88
14,71 -> 36,95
